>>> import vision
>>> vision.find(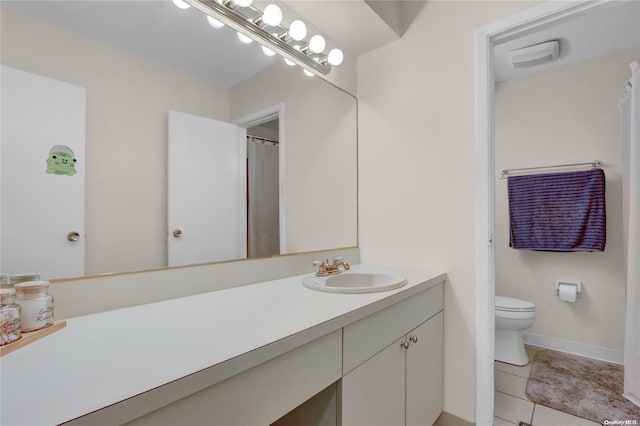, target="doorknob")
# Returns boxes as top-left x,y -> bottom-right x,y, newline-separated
172,229 -> 183,238
67,231 -> 81,242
